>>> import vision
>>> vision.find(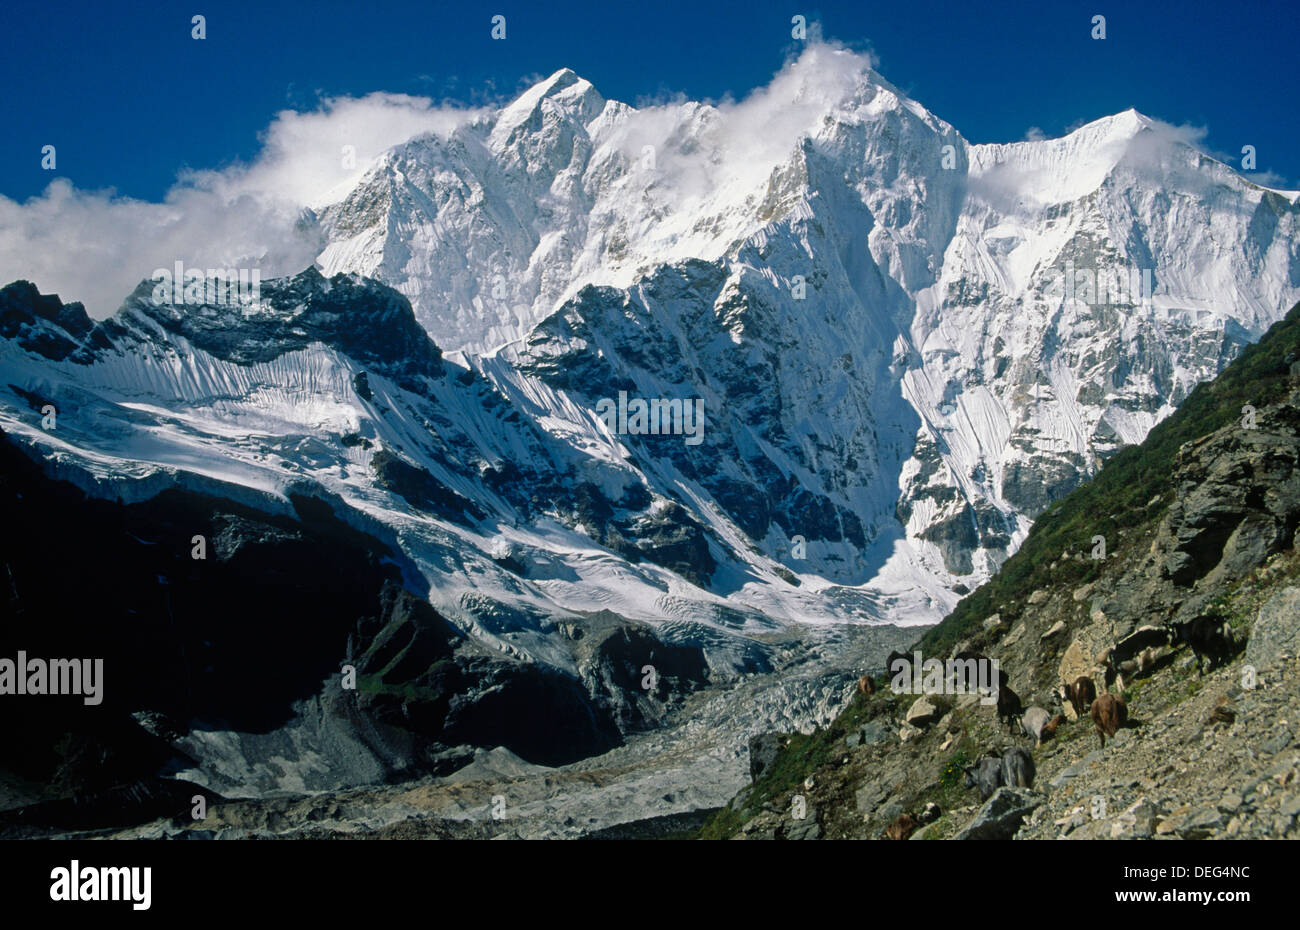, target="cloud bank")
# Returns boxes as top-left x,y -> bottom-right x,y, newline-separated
0,93 -> 483,318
